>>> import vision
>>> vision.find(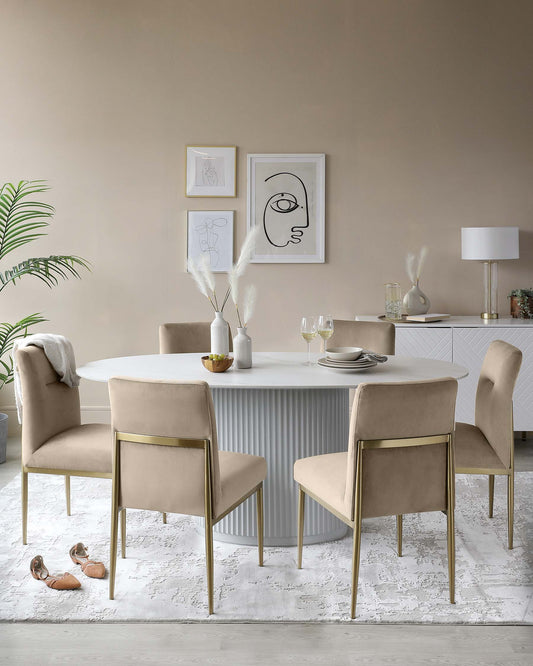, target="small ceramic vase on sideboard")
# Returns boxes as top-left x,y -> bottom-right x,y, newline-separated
211,312 -> 230,356
403,280 -> 431,315
233,327 -> 252,368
